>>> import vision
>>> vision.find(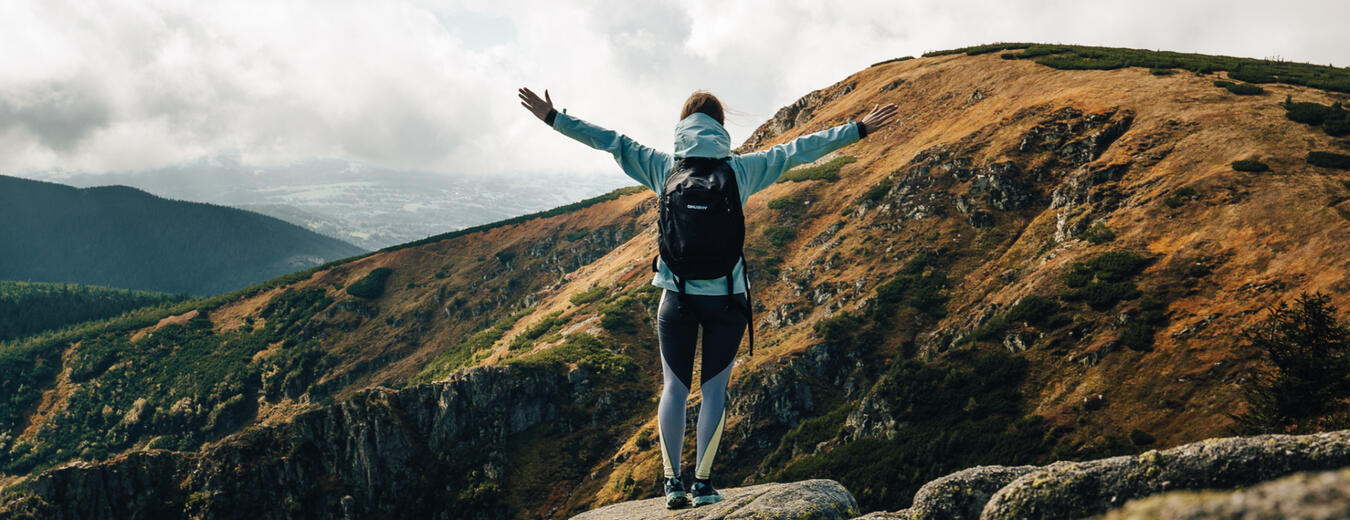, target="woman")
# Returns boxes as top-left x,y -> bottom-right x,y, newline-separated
518,87 -> 896,508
